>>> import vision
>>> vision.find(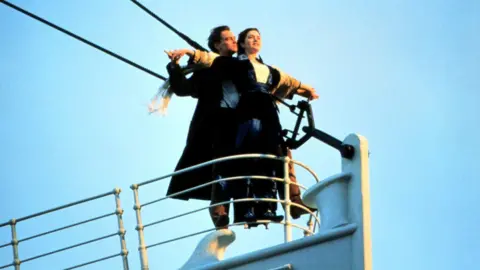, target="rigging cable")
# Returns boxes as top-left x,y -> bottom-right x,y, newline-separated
128,0 -> 304,117
1,0 -> 167,81
2,0 -> 303,117
130,0 -> 208,52
2,1 -> 351,155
